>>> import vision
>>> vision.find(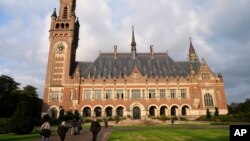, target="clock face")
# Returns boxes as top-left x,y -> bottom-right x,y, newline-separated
57,44 -> 64,53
